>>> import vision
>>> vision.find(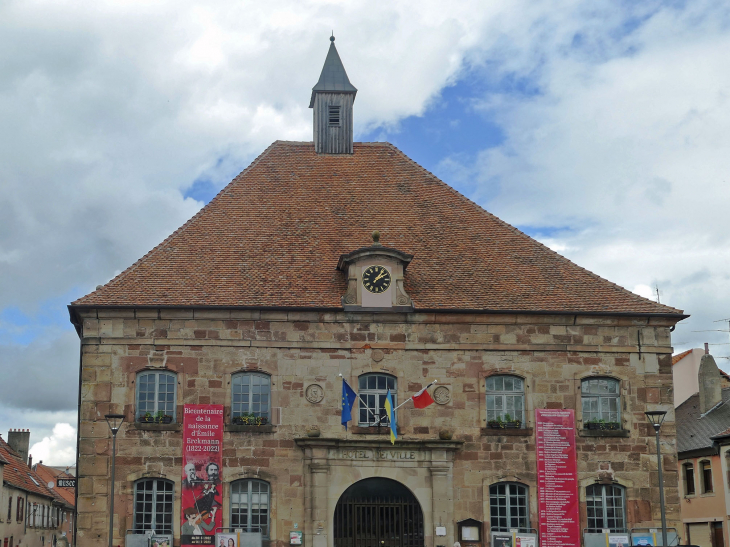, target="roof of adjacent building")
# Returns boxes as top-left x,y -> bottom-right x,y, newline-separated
72,141 -> 684,316
676,387 -> 730,454
33,463 -> 75,508
672,349 -> 693,365
0,437 -> 55,500
309,38 -> 357,107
